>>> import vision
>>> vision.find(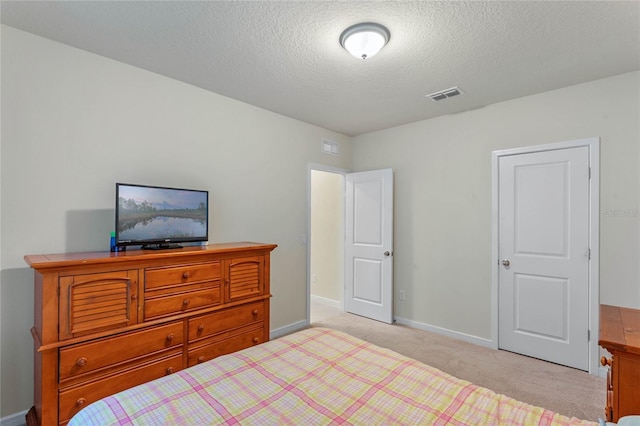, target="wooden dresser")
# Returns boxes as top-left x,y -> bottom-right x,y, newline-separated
598,304 -> 640,422
25,242 -> 277,426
